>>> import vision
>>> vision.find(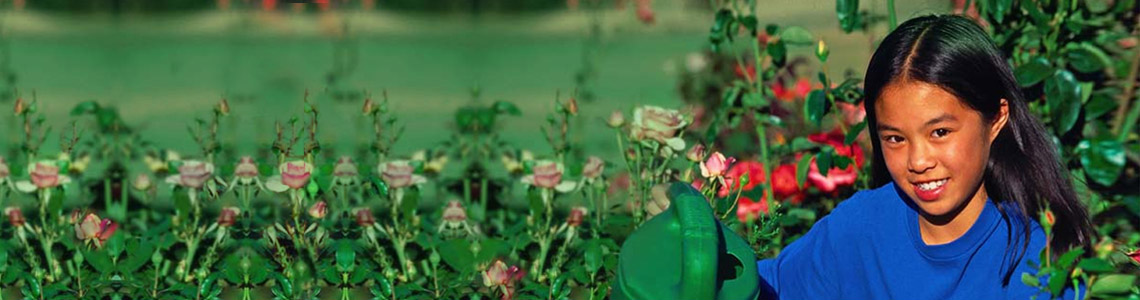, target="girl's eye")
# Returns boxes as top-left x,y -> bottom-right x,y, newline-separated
932,128 -> 951,138
883,135 -> 905,144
